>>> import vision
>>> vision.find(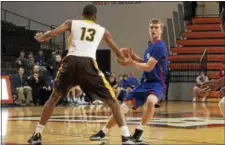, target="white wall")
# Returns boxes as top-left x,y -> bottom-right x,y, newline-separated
2,1 -> 181,77
196,2 -> 219,16
168,83 -> 195,101
96,2 -> 182,77
2,2 -> 90,30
